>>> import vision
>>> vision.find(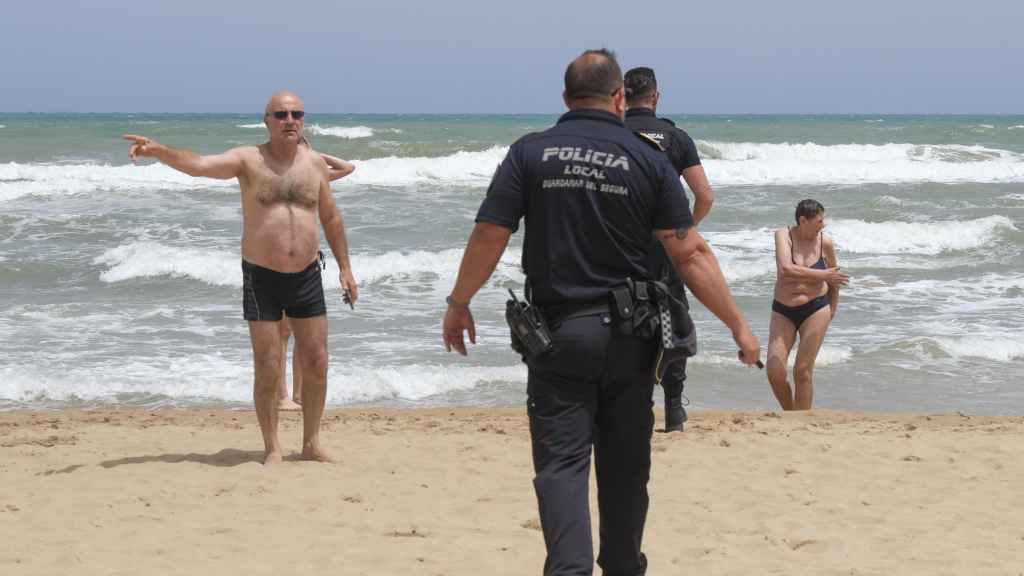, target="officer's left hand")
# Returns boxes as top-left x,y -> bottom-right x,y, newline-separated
442,305 -> 476,356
